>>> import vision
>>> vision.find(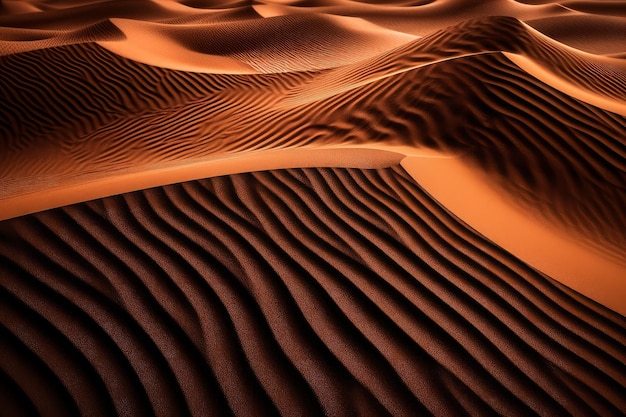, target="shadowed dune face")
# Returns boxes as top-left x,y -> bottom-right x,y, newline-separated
1,167 -> 625,417
1,15 -> 625,260
1,1 -> 626,416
